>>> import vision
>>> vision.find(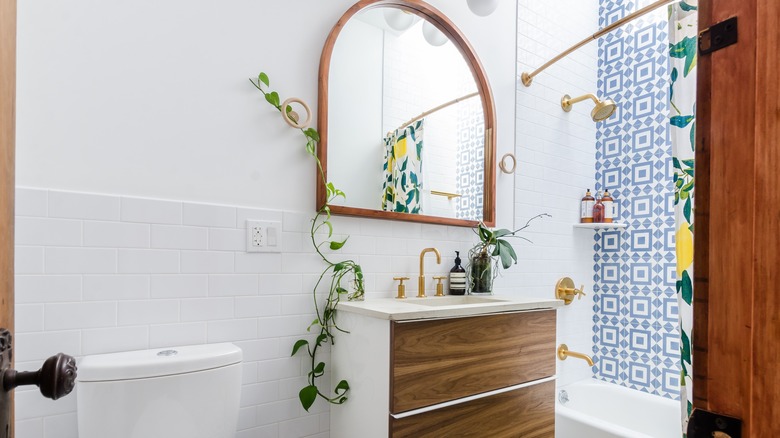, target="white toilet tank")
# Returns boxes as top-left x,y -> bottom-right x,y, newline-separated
77,343 -> 242,438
